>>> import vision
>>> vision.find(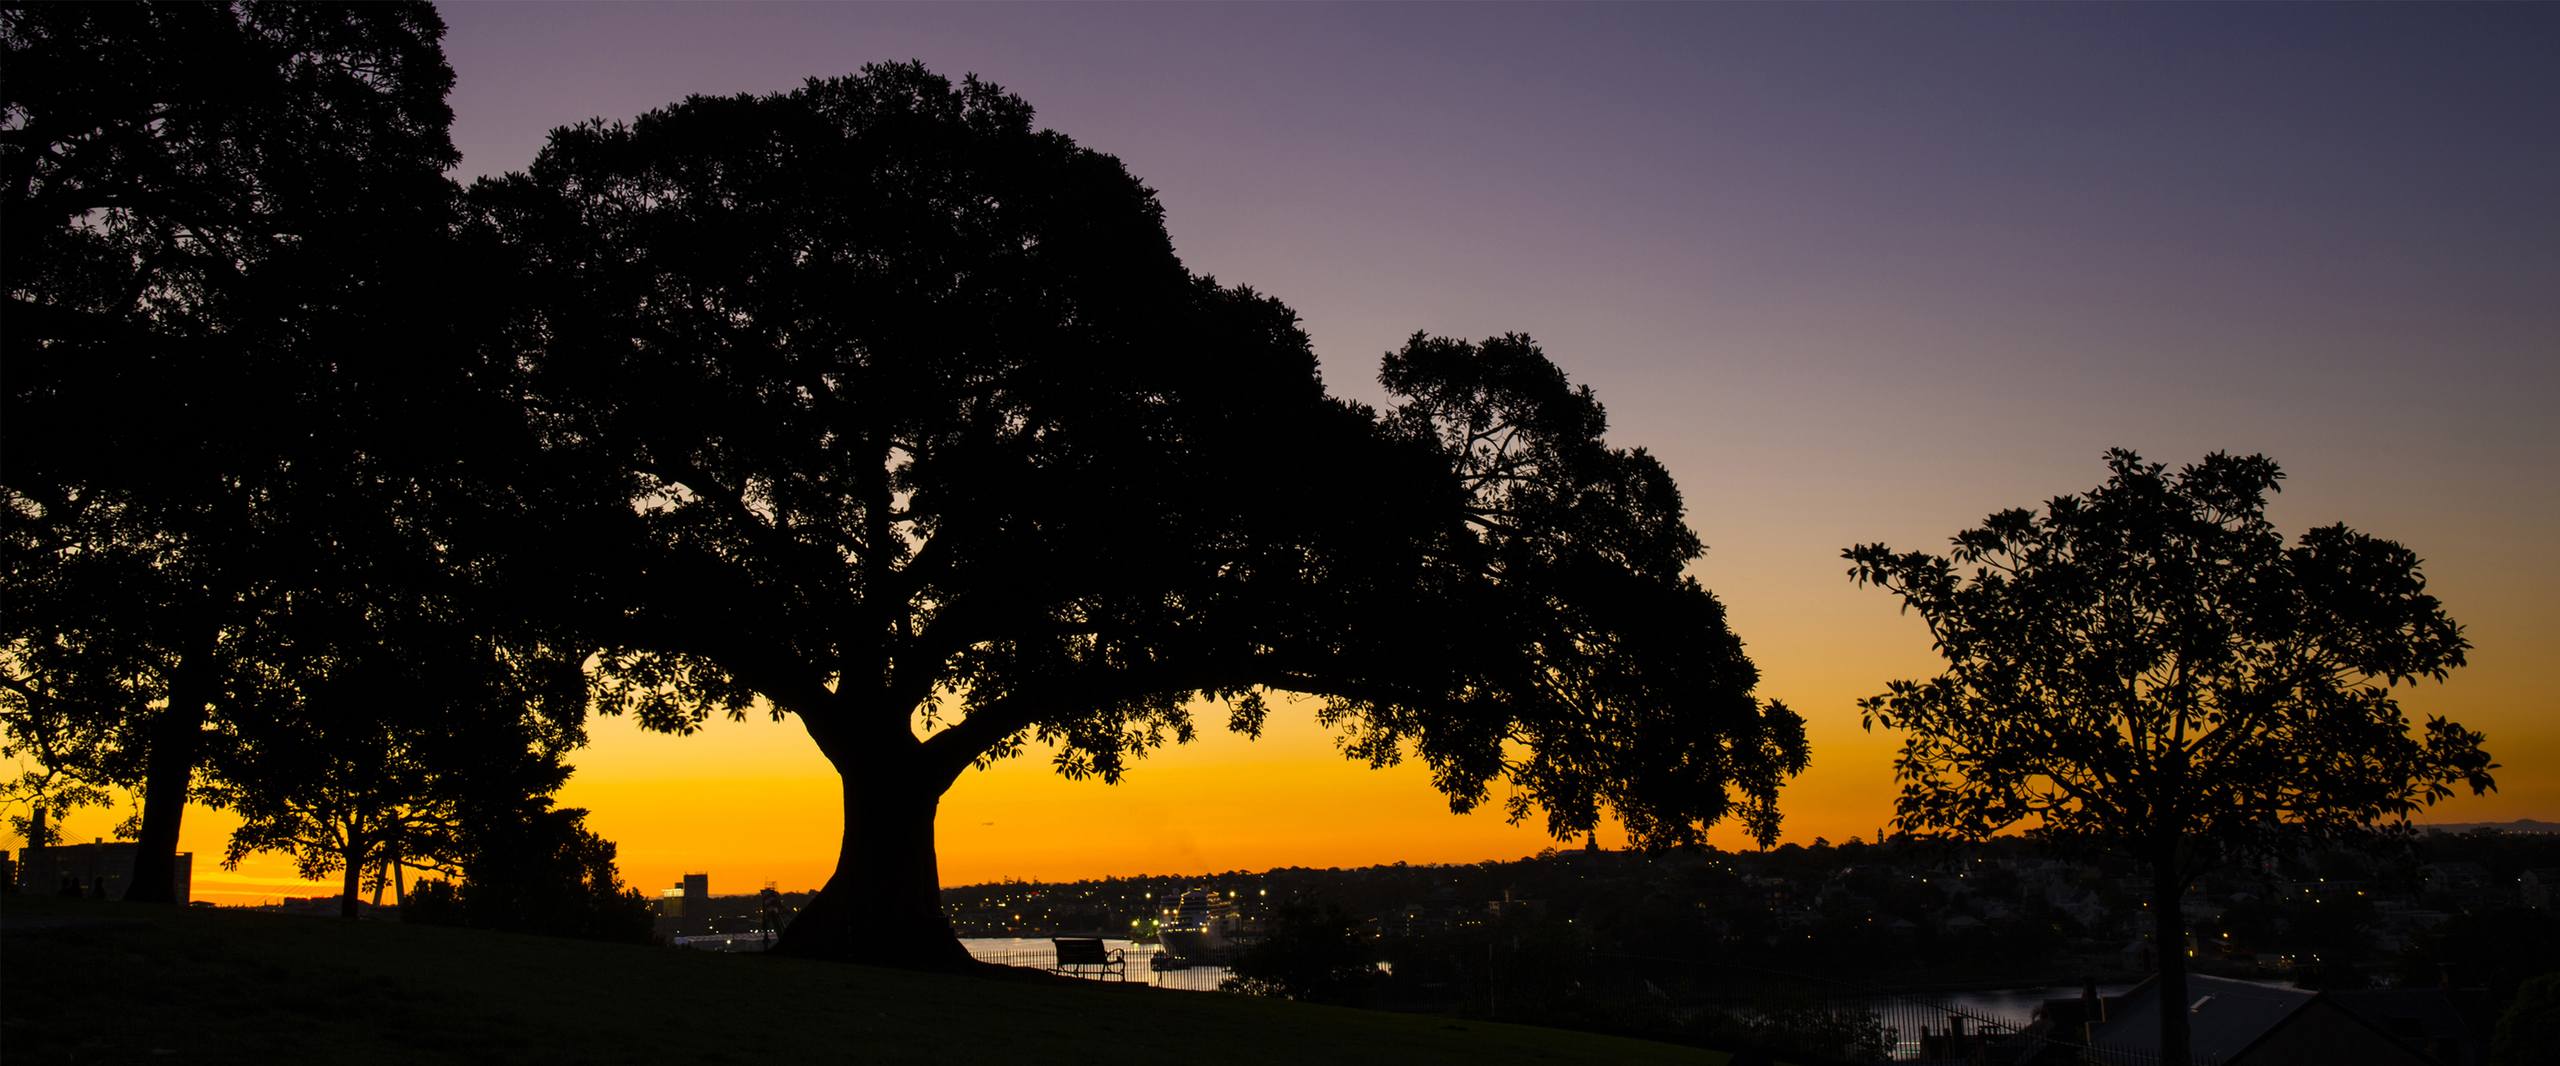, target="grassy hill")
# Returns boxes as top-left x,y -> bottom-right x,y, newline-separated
1,896 -> 1728,1064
